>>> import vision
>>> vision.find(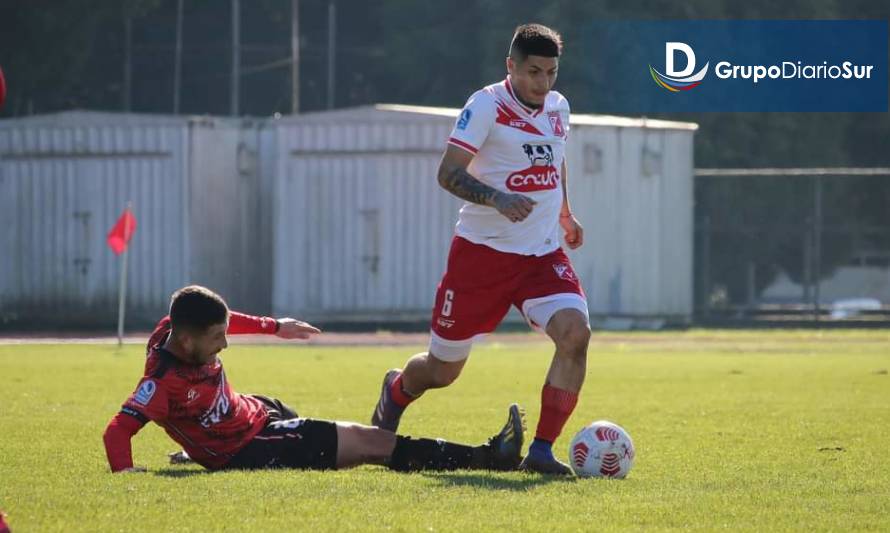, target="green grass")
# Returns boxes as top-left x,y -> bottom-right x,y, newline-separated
1,330 -> 889,532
